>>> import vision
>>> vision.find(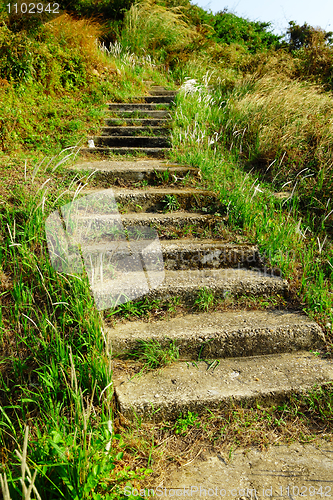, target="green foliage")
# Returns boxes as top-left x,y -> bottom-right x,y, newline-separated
174,411 -> 200,435
163,194 -> 180,211
131,339 -> 179,370
193,287 -> 215,312
287,21 -> 333,51
212,10 -> 282,53
0,16 -> 103,88
293,29 -> 333,90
